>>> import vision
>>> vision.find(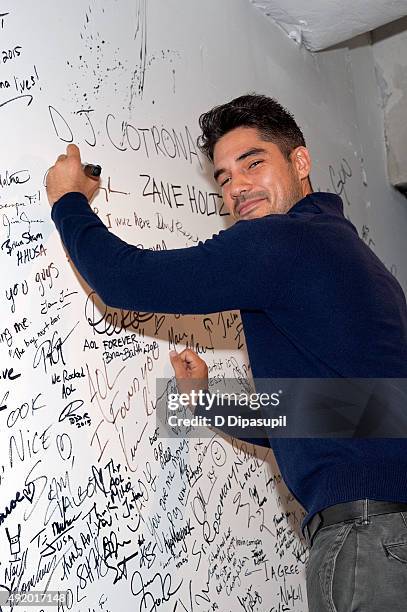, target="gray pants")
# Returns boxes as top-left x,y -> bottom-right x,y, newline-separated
306,511 -> 407,611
